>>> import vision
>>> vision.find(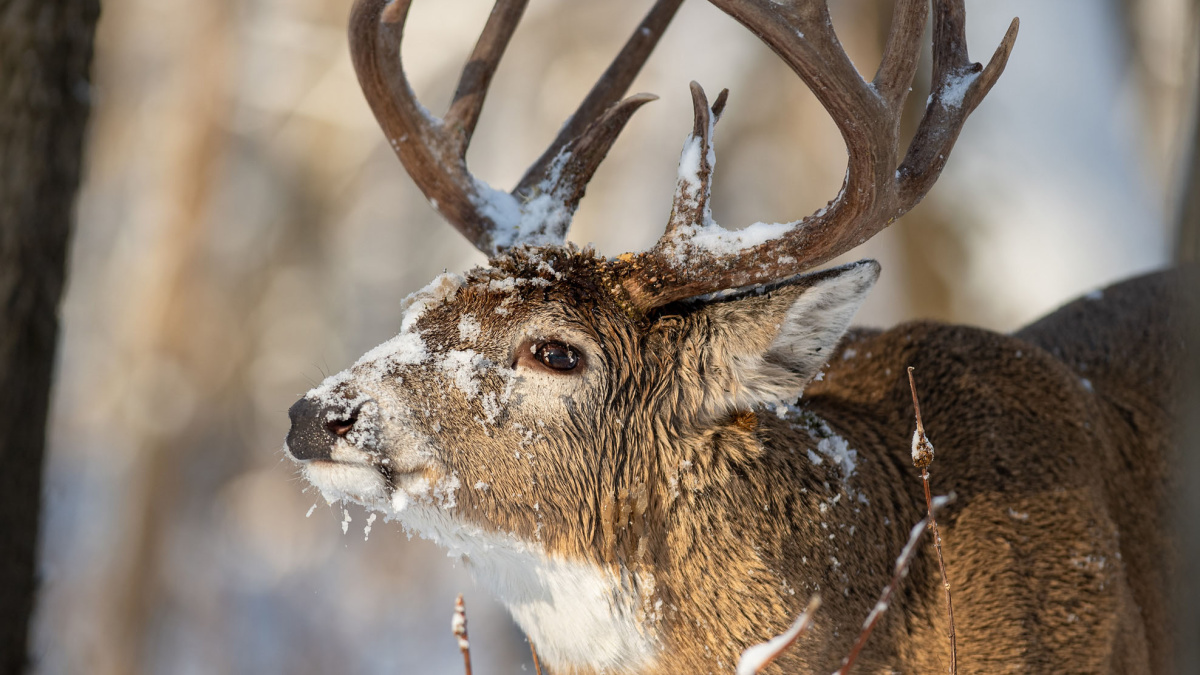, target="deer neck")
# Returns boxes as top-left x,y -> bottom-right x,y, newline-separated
641,405 -> 914,671
424,405 -> 911,674
398,478 -> 660,674
459,535 -> 659,674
